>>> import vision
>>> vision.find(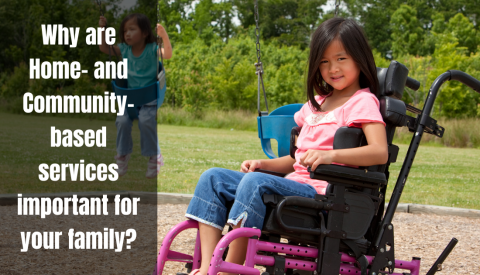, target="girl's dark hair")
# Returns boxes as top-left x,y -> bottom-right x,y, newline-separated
307,17 -> 378,111
119,13 -> 155,44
